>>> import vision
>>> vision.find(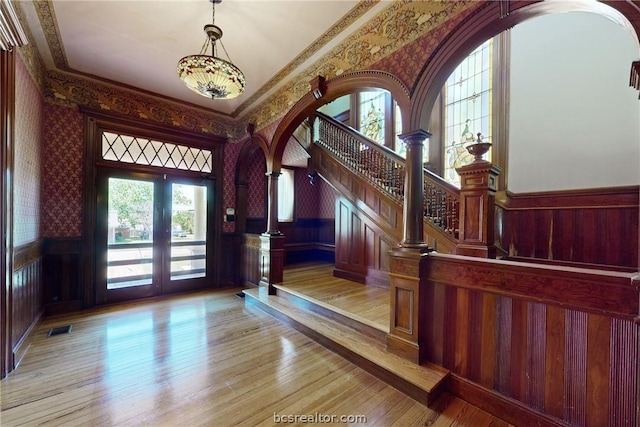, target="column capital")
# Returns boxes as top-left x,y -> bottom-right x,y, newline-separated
265,170 -> 282,178
398,129 -> 432,145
